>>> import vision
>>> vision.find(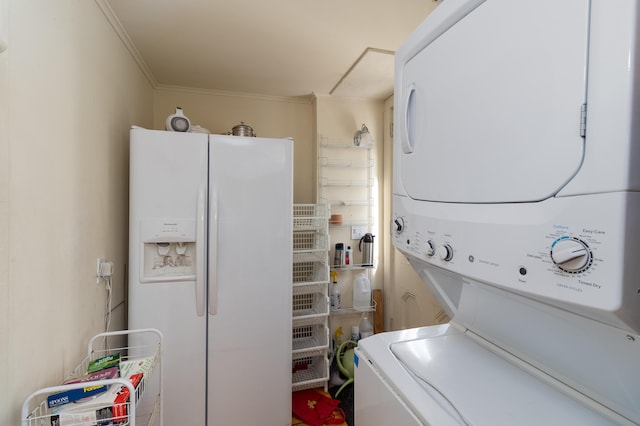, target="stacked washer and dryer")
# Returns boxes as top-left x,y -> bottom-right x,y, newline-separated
355,1 -> 640,425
